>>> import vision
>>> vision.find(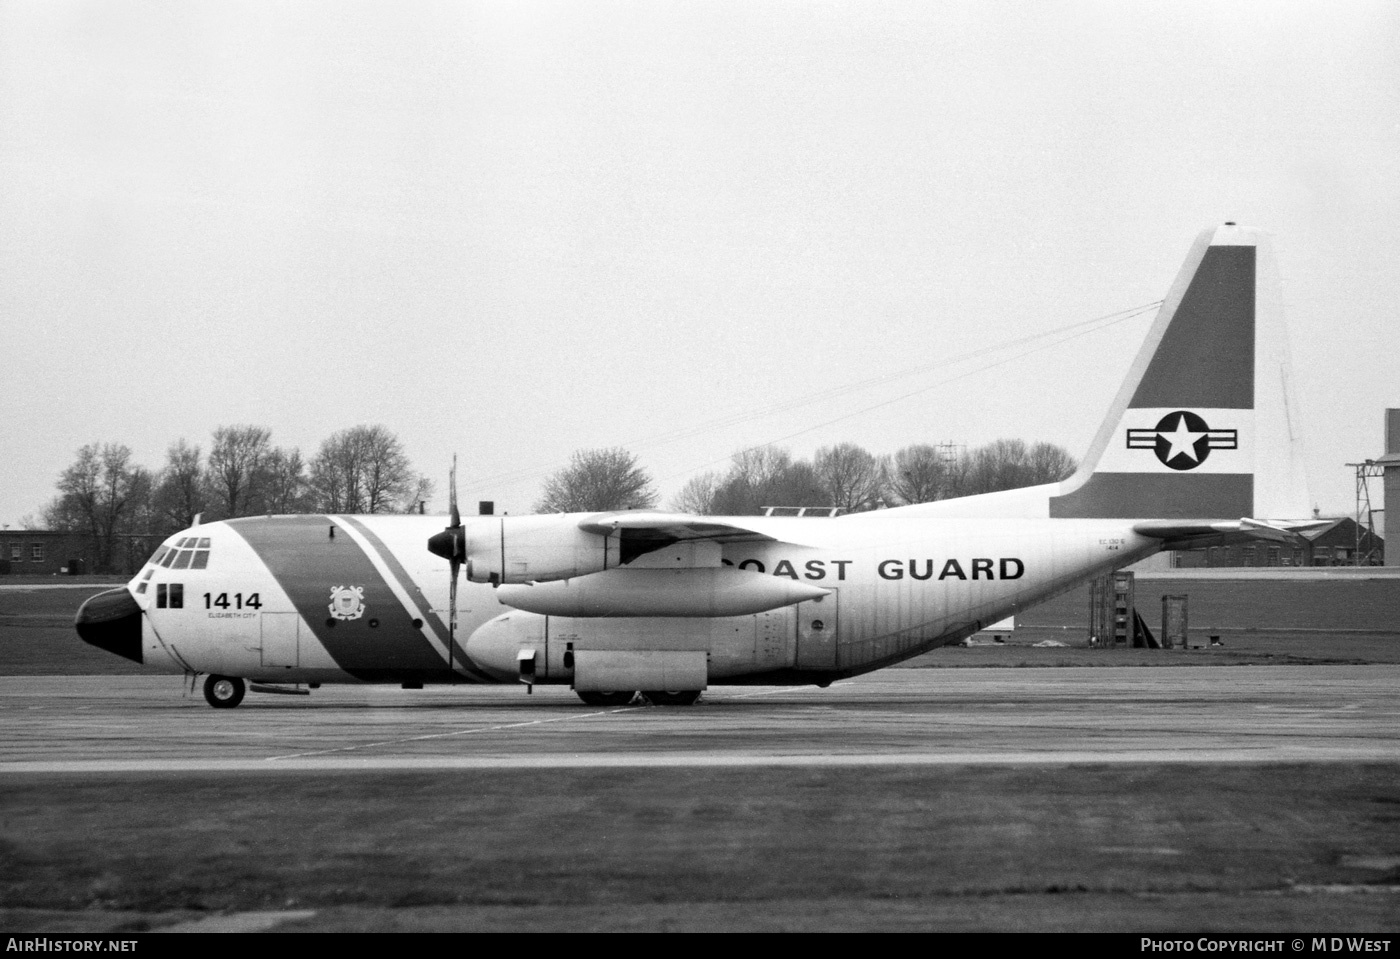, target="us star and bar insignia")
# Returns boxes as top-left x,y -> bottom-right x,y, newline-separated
1126,410 -> 1238,471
